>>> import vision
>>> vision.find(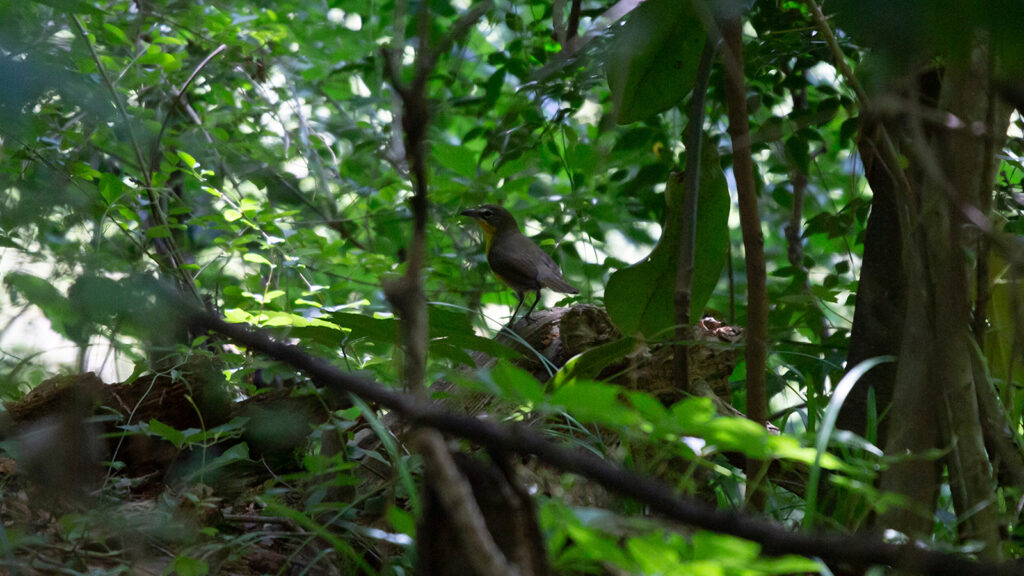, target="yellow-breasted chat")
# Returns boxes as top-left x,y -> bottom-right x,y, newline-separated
461,204 -> 579,323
